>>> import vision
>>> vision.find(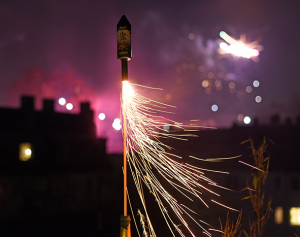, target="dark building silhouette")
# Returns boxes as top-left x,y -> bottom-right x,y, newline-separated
0,96 -> 122,236
0,96 -> 105,171
0,96 -> 299,237
160,115 -> 300,237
